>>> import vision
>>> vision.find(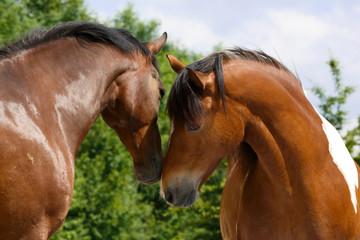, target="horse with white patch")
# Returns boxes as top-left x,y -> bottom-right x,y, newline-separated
161,49 -> 360,239
0,22 -> 166,239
